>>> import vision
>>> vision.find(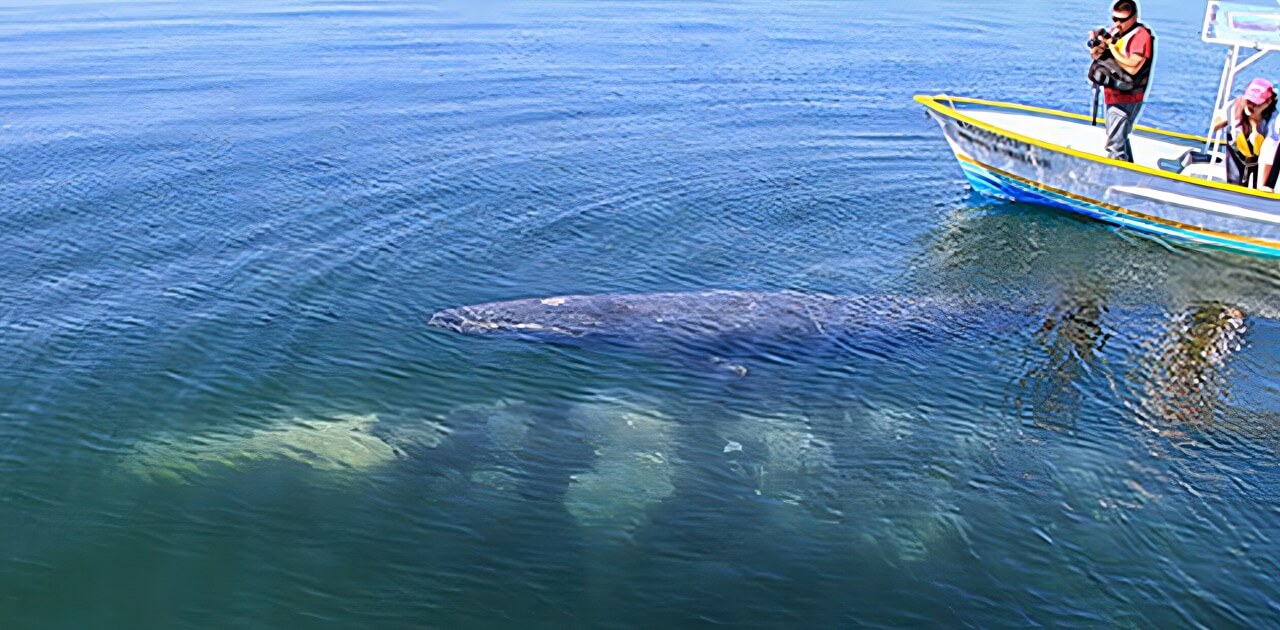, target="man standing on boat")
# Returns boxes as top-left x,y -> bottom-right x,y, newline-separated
1088,1 -> 1154,163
